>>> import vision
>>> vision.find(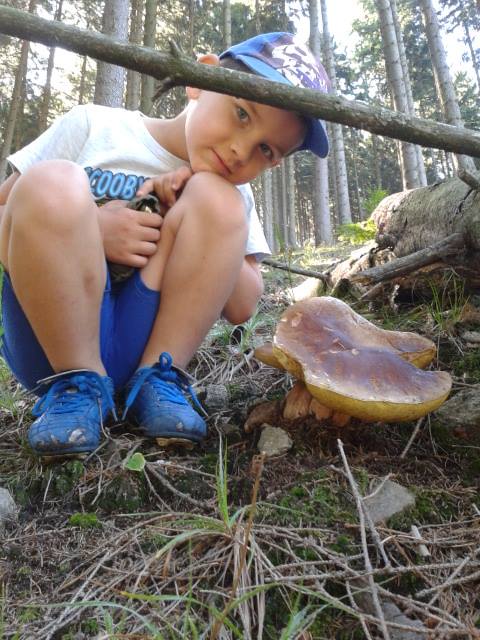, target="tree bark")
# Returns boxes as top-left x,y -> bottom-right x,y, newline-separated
419,0 -> 477,174
309,0 -> 332,245
351,232 -> 465,284
372,177 -> 480,258
94,0 -> 129,107
140,0 -> 157,114
320,0 -> 352,223
390,0 -> 427,186
223,0 -> 231,49
38,0 -> 63,131
0,0 -> 36,181
125,0 -> 144,110
1,5 -> 480,158
286,156 -> 297,248
262,169 -> 275,251
375,0 -> 421,189
461,17 -> 480,93
78,55 -> 89,104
